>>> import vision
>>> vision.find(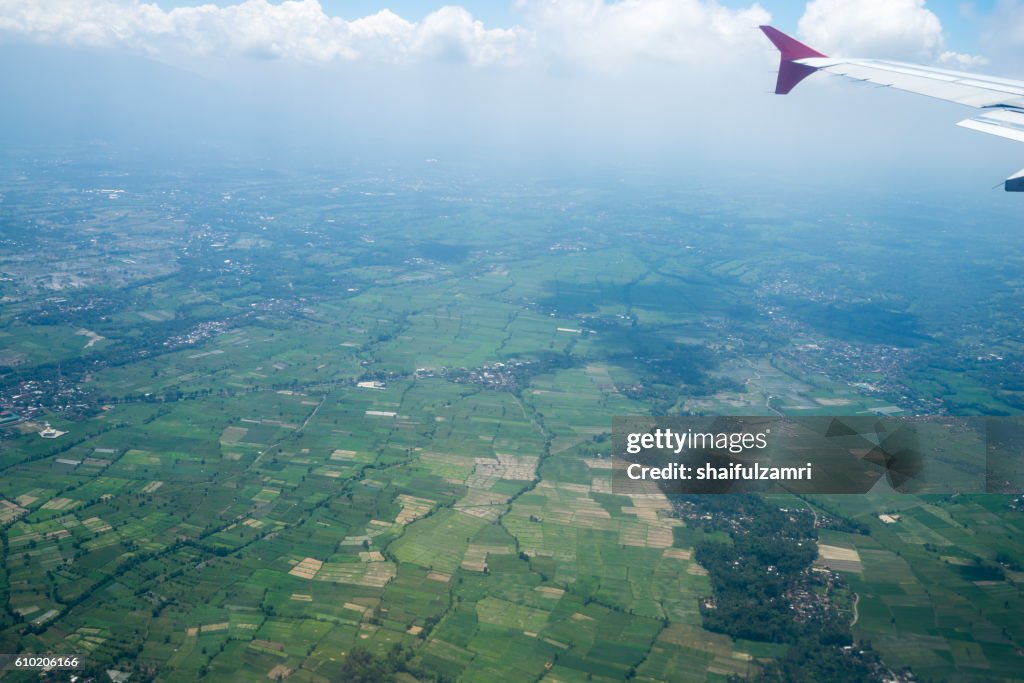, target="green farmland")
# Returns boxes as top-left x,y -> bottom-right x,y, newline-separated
0,159 -> 1022,682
